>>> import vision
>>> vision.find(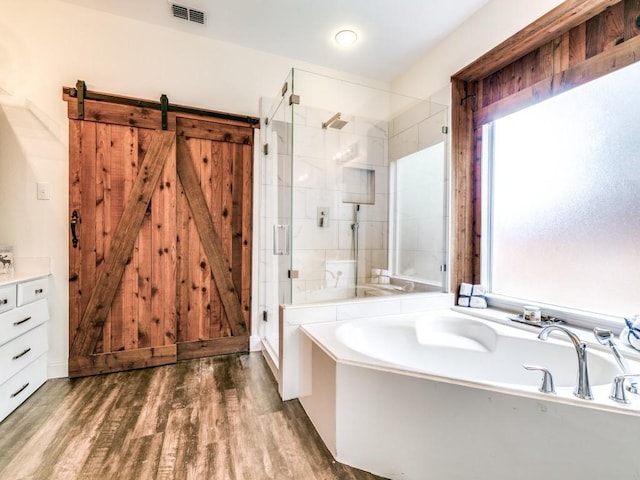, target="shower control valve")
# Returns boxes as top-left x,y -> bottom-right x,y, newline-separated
317,207 -> 329,228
